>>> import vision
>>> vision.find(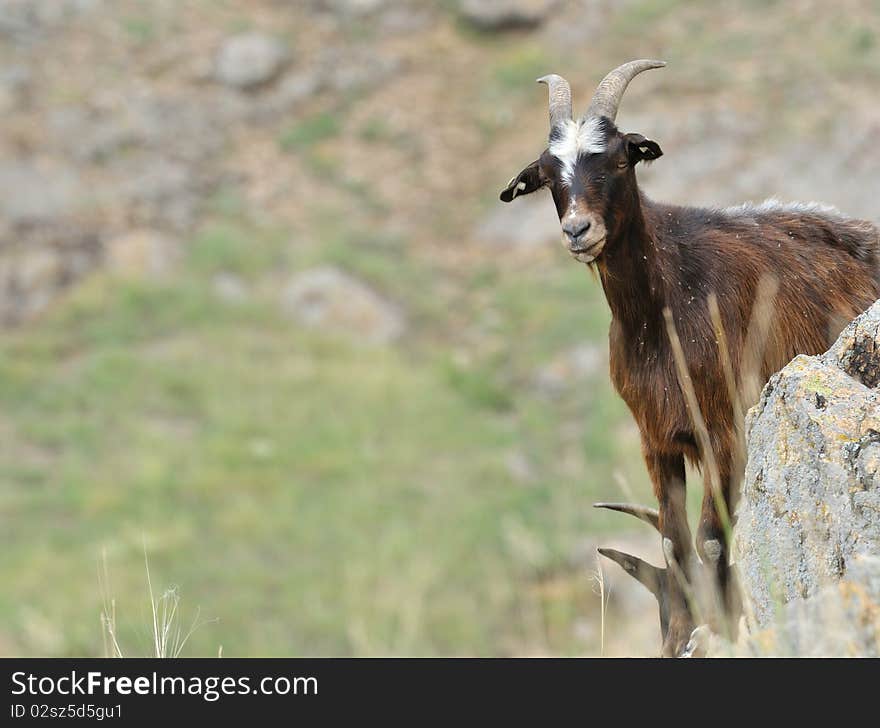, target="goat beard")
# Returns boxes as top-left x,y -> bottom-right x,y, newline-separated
568,237 -> 606,263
